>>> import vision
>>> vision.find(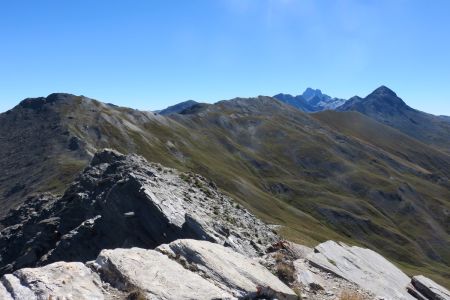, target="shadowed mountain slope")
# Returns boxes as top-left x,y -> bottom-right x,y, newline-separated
157,100 -> 199,115
338,86 -> 450,153
0,93 -> 449,287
